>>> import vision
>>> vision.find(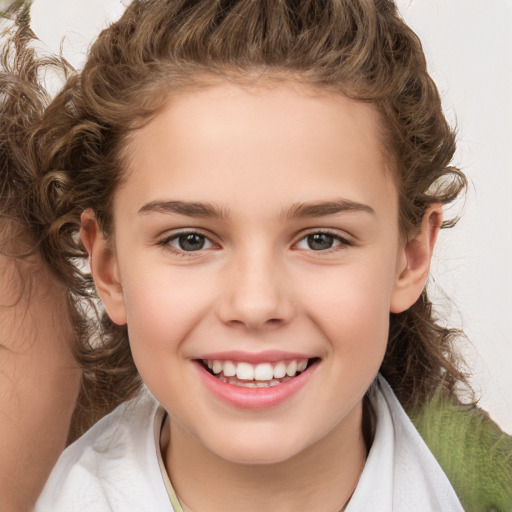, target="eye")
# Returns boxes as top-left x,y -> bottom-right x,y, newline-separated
162,232 -> 215,253
295,232 -> 349,251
